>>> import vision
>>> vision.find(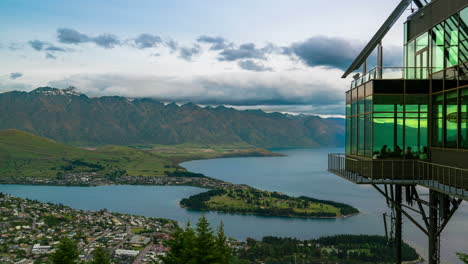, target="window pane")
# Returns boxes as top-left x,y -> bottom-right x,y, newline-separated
432,93 -> 444,147
461,88 -> 468,148
406,95 -> 428,112
365,114 -> 372,157
358,115 -> 365,156
406,40 -> 415,78
431,24 -> 445,73
346,118 -> 351,154
446,91 -> 458,148
374,118 -> 394,158
445,15 -> 459,67
460,7 -> 468,63
416,32 -> 428,52
352,116 -> 357,155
